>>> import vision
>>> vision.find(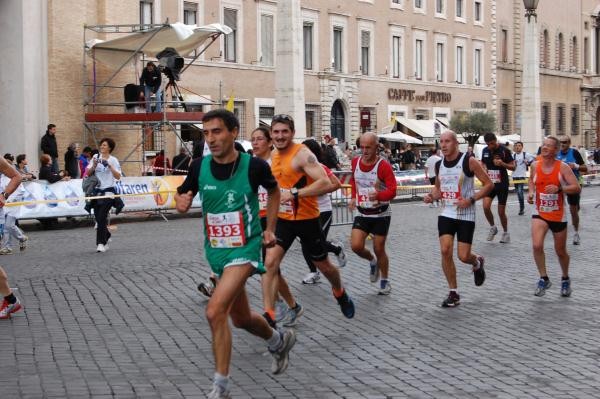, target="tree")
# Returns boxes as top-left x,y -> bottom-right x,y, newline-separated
450,111 -> 497,147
